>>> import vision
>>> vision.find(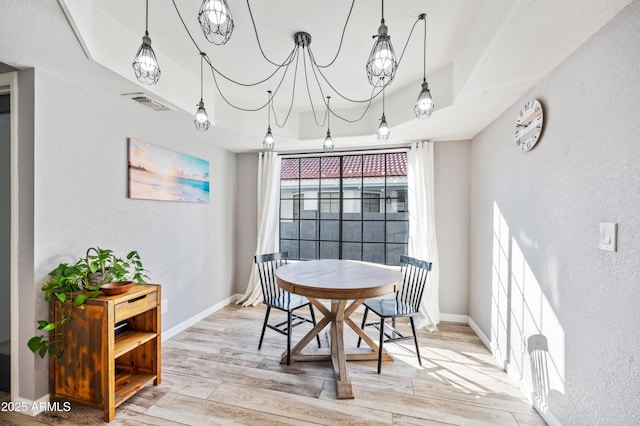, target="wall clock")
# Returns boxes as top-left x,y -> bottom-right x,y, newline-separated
515,98 -> 544,151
